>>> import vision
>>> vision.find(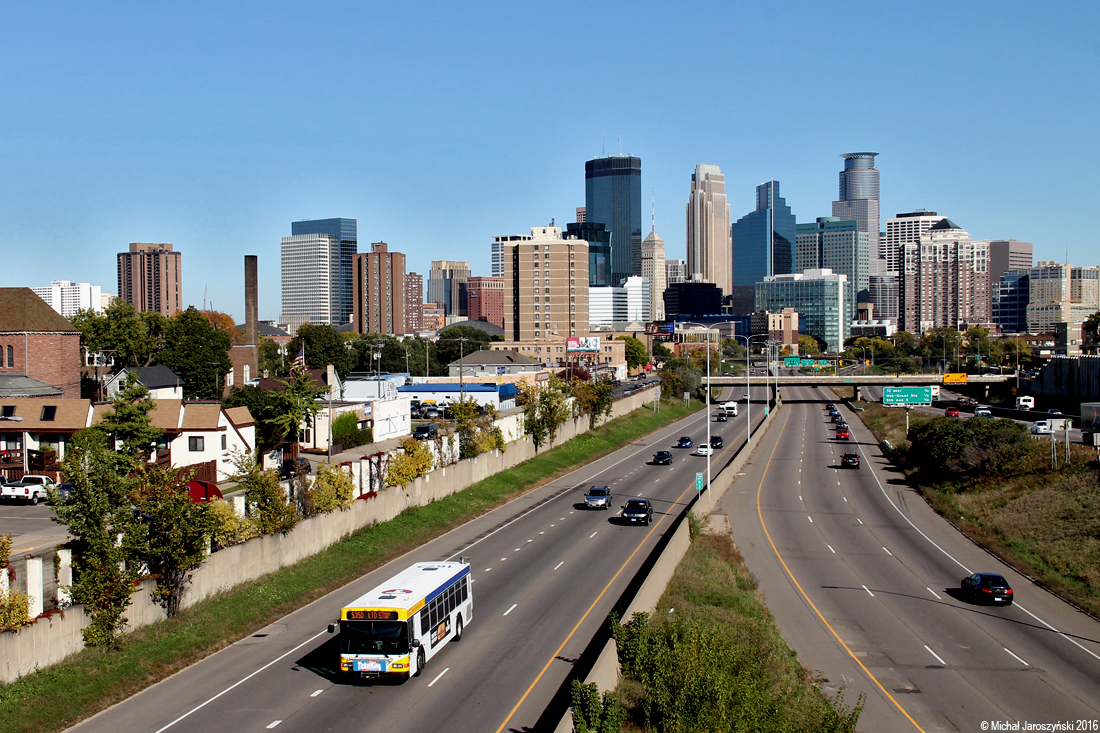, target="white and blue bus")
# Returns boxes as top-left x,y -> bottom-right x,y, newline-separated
330,560 -> 472,680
